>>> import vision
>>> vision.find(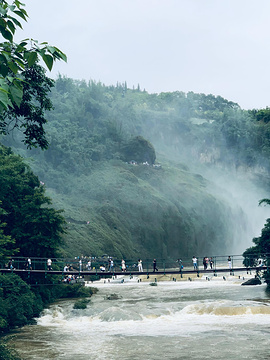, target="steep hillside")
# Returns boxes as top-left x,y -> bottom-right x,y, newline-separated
3,77 -> 269,259
36,159 -> 243,259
